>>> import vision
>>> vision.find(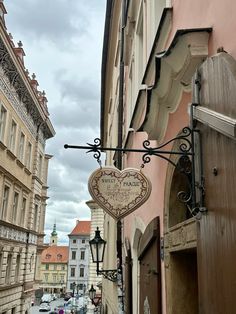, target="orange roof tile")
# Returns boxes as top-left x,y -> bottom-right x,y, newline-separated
69,220 -> 91,236
41,246 -> 69,263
